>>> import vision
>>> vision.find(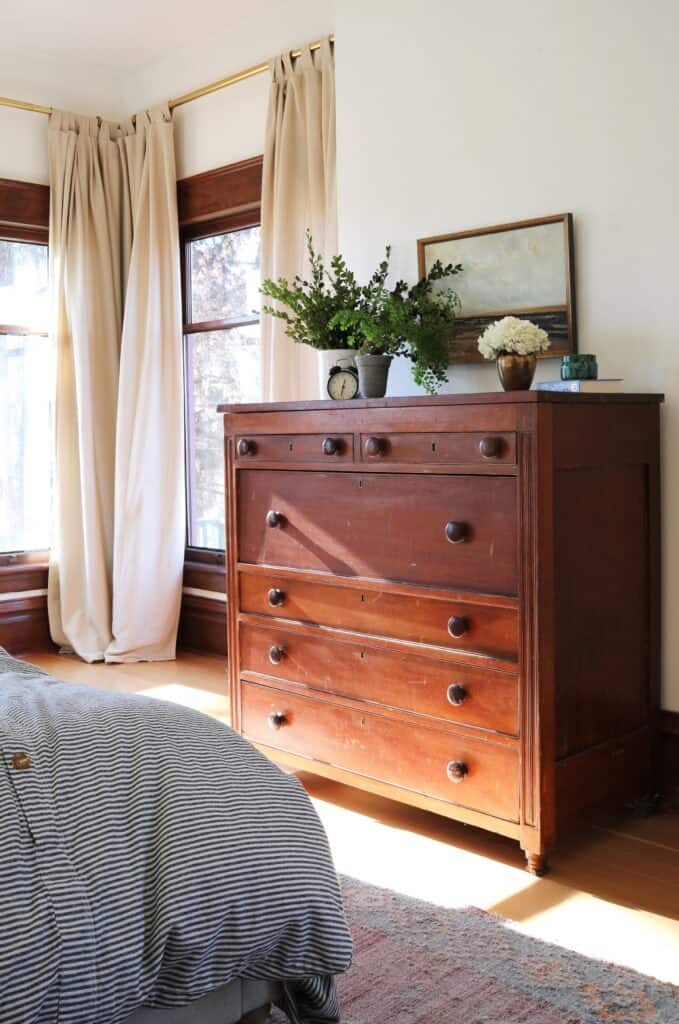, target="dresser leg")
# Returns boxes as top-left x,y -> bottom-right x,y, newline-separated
525,851 -> 548,876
